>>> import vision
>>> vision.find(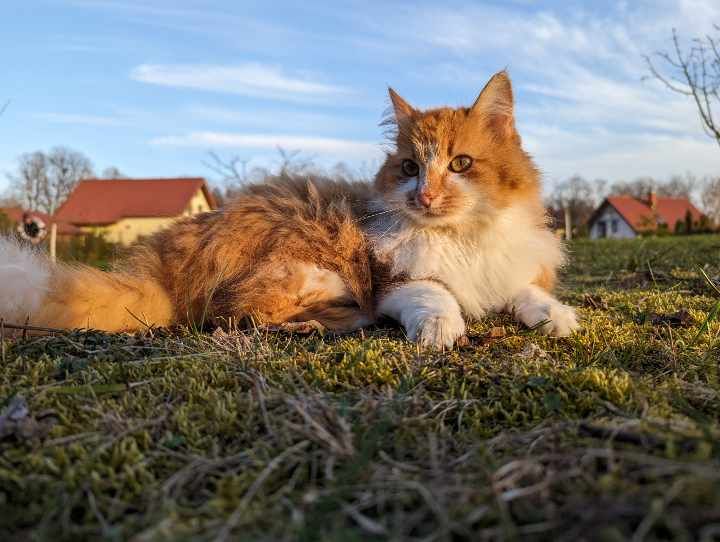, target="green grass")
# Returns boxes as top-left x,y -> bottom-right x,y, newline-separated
2,235 -> 720,541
